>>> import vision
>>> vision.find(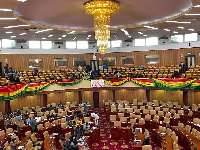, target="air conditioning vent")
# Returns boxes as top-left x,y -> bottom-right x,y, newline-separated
124,39 -> 133,42
159,37 -> 168,40
16,39 -> 27,43
55,42 -> 64,44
